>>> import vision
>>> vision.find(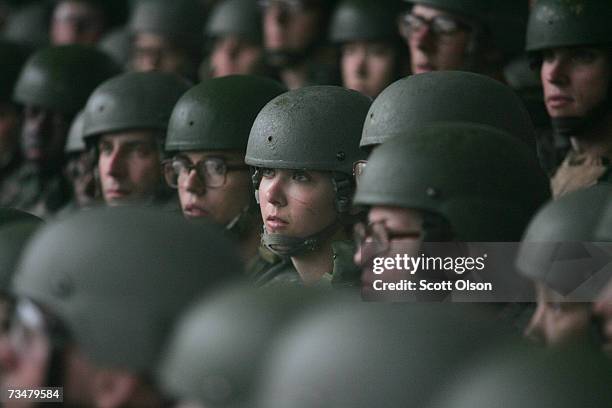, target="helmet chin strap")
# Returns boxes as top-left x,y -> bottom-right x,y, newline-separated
225,204 -> 258,239
261,220 -> 341,258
